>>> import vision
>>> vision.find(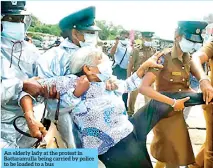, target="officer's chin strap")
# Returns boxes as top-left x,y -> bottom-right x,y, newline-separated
10,40 -> 23,70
